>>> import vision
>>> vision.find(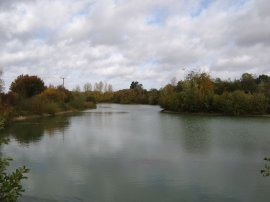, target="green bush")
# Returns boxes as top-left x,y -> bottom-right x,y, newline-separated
0,116 -> 5,129
0,137 -> 29,201
250,93 -> 267,114
69,94 -> 86,110
43,102 -> 61,115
